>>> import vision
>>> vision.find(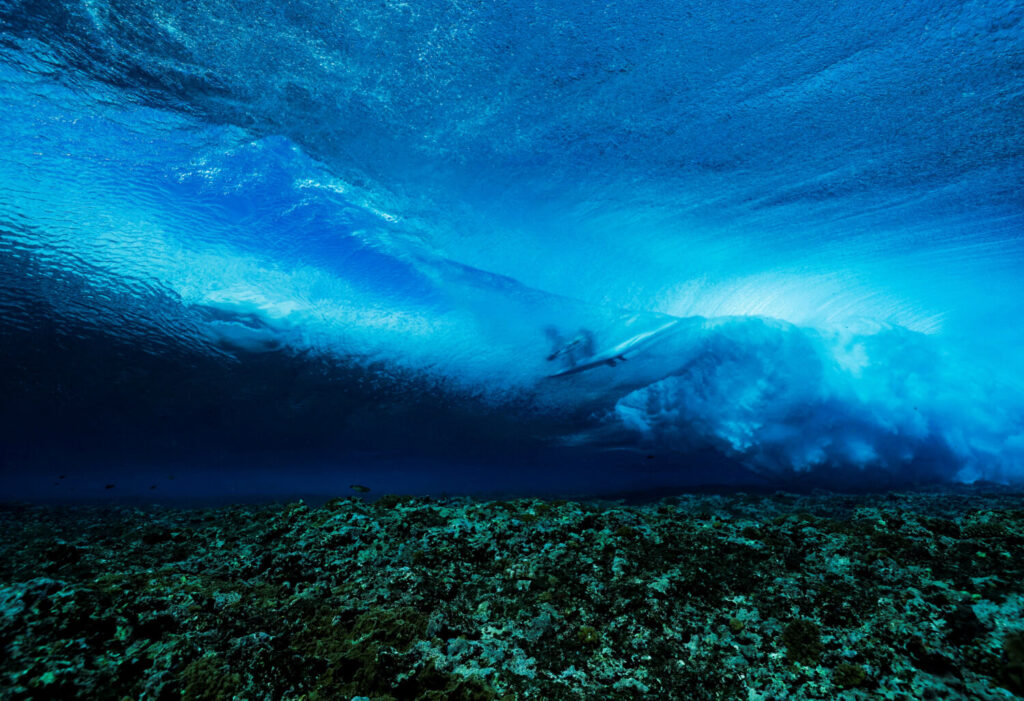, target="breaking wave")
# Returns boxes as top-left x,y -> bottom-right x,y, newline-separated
1,0 -> 1022,491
